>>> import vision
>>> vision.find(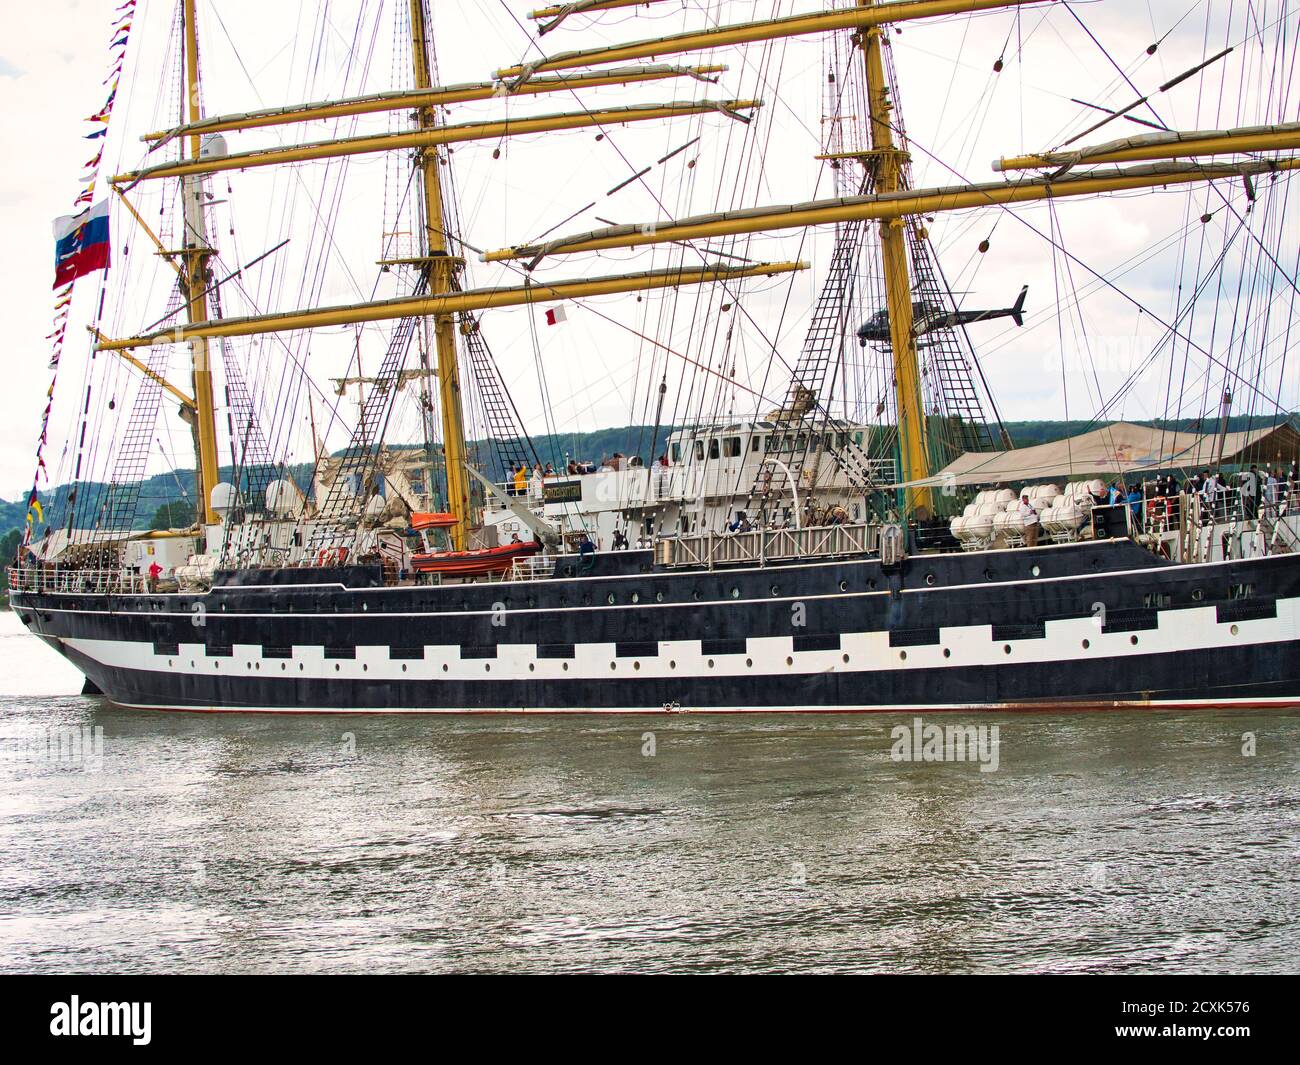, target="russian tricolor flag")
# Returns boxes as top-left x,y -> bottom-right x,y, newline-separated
53,199 -> 111,289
